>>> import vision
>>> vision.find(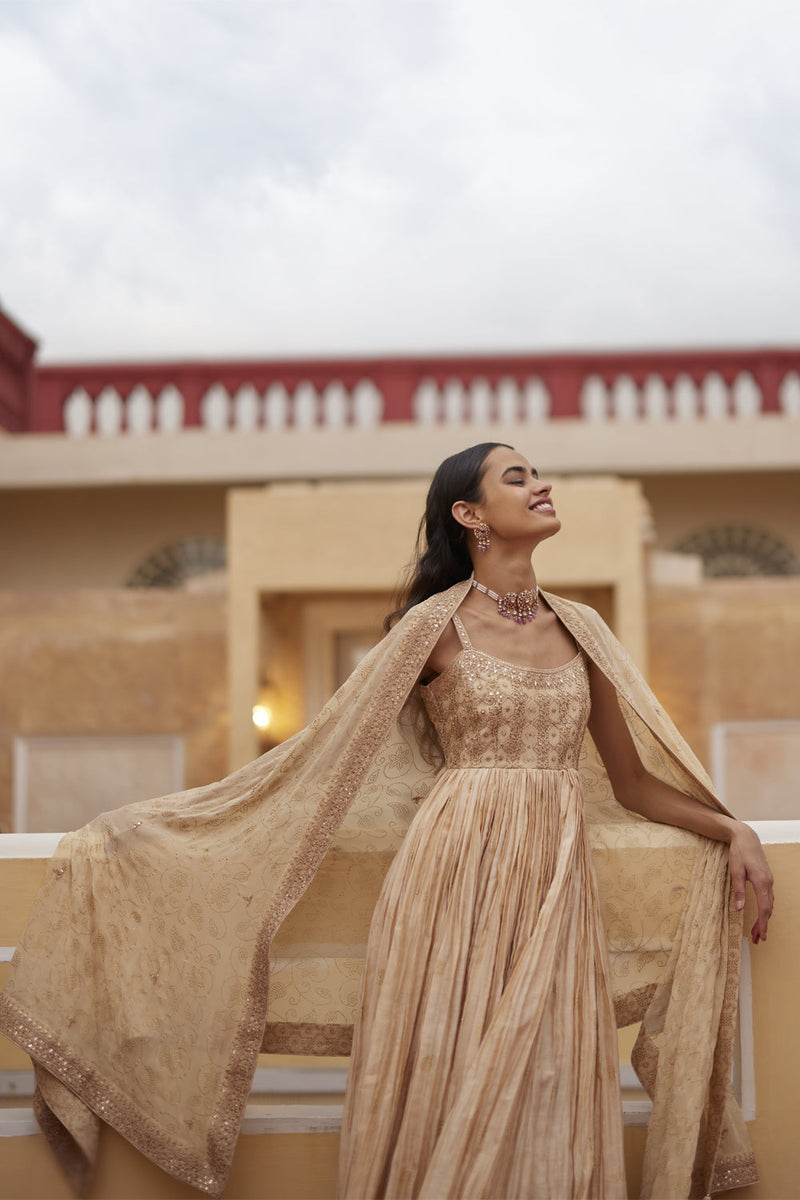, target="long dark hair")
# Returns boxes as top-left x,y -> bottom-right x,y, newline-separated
385,442 -> 512,629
